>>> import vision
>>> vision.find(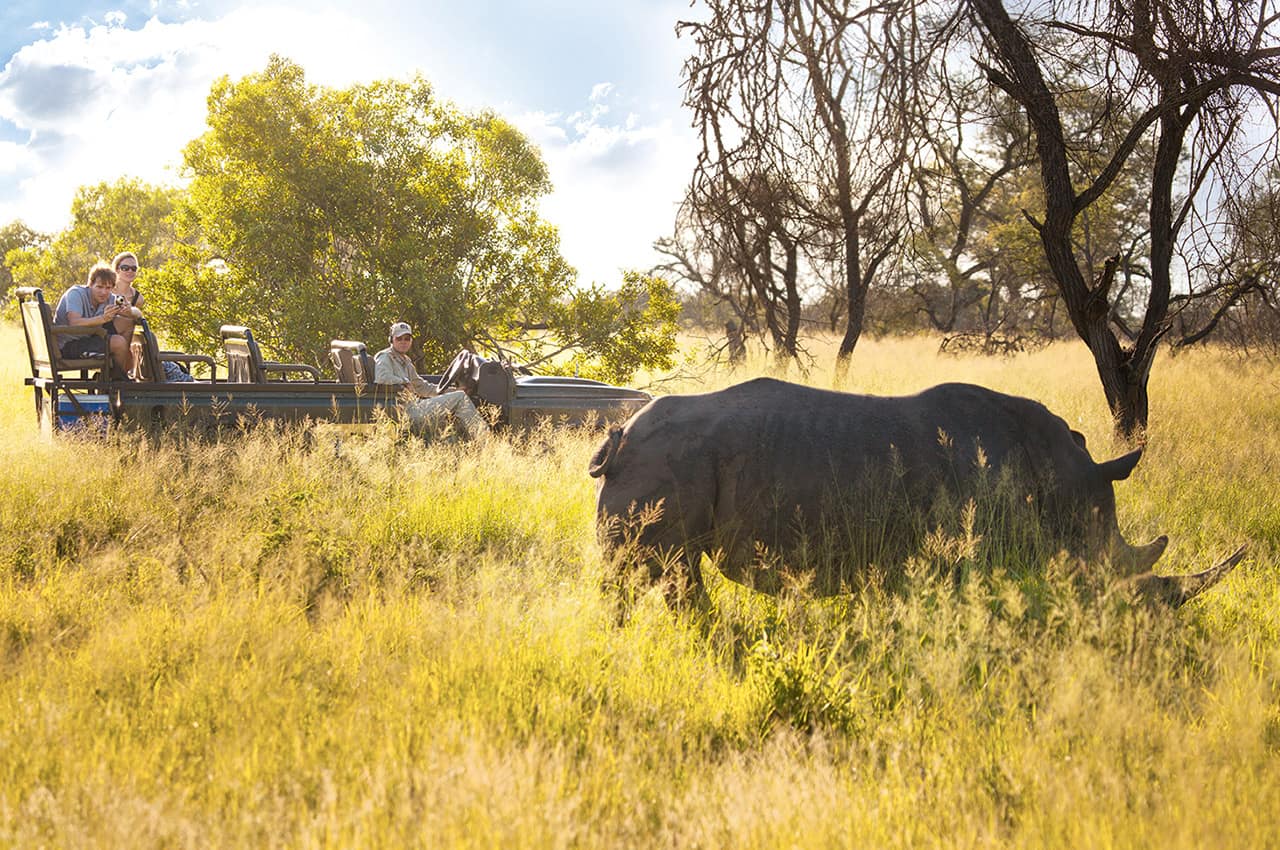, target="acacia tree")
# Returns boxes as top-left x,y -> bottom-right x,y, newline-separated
1170,162 -> 1280,351
906,77 -> 1171,347
962,0 -> 1280,437
151,57 -> 676,381
677,0 -> 915,371
905,72 -> 1034,339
